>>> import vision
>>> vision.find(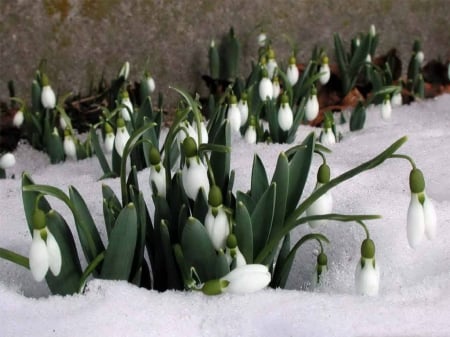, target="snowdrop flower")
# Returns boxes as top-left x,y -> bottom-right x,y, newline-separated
370,24 -> 376,37
312,252 -> 328,287
146,74 -> 156,93
245,116 -> 257,144
227,94 -> 241,132
202,264 -> 271,295
103,123 -> 115,154
205,186 -> 230,251
149,145 -> 166,198
176,121 -> 197,147
286,55 -> 299,86
265,47 -> 278,79
114,118 -> 130,157
181,136 -> 210,200
306,163 -> 333,228
391,91 -> 402,107
305,86 -> 319,122
416,51 -> 424,64
0,152 -> 16,169
365,54 -> 372,63
28,207 -> 62,282
272,76 -> 281,99
355,238 -> 380,296
193,119 -> 209,145
320,116 -> 336,146
13,110 -> 24,128
407,168 -> 437,248
380,95 -> 392,121
118,61 -> 130,80
259,69 -> 273,101
257,31 -> 267,47
278,93 -> 293,131
63,129 -> 77,160
120,90 -> 133,121
237,92 -> 249,126
319,56 -> 331,85
40,74 -> 56,109
225,234 -> 246,268
412,40 -> 424,65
